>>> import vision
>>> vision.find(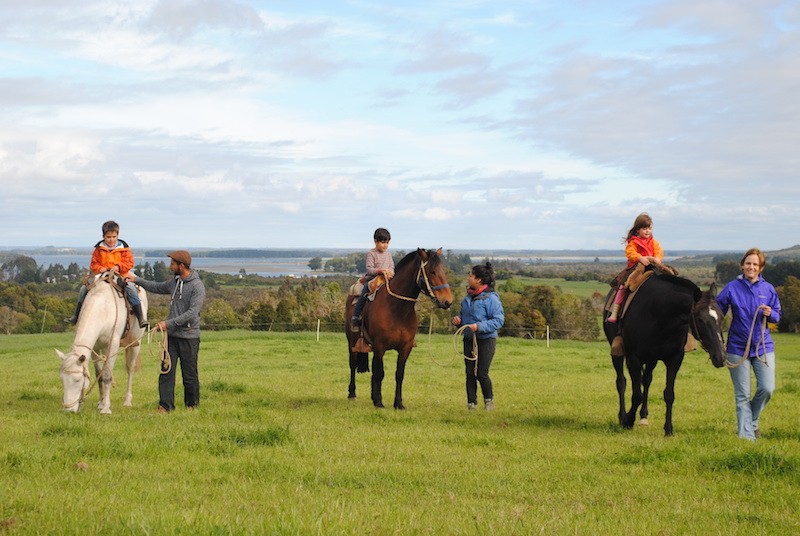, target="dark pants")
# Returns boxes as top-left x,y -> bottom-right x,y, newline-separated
160,337 -> 200,411
352,276 -> 376,319
463,337 -> 496,404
